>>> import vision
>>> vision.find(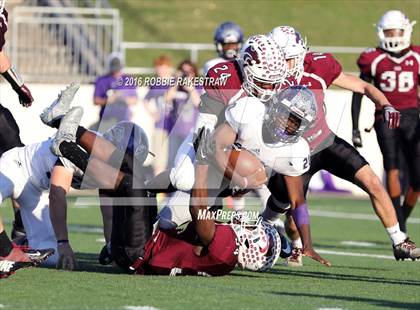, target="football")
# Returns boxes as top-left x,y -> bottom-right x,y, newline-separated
226,148 -> 267,182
